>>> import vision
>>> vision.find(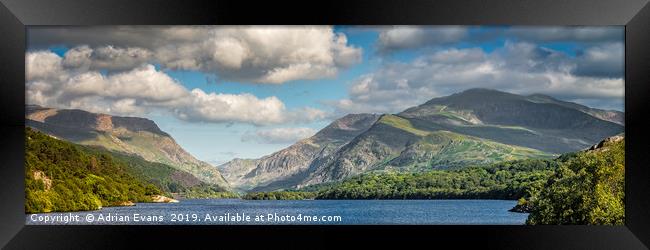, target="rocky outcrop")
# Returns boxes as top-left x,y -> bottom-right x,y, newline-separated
151,195 -> 179,203
95,114 -> 114,131
509,203 -> 534,213
588,134 -> 625,151
26,106 -> 58,122
32,170 -> 52,190
116,201 -> 136,206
